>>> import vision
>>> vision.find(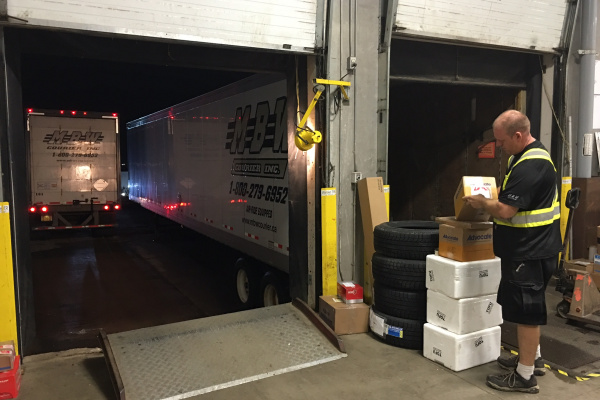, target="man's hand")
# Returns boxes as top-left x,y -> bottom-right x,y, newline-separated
462,195 -> 518,219
462,194 -> 487,210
